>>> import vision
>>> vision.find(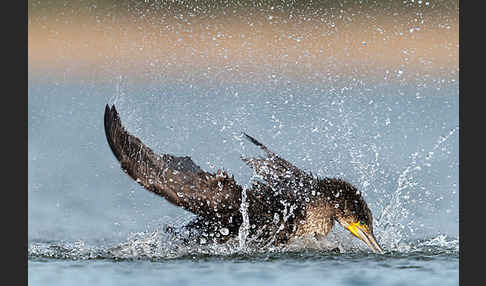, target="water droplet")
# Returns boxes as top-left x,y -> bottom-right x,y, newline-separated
220,228 -> 229,236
